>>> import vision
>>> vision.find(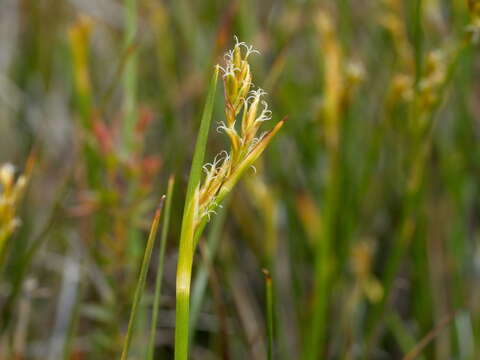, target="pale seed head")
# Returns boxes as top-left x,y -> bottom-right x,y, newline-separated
195,38 -> 284,228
